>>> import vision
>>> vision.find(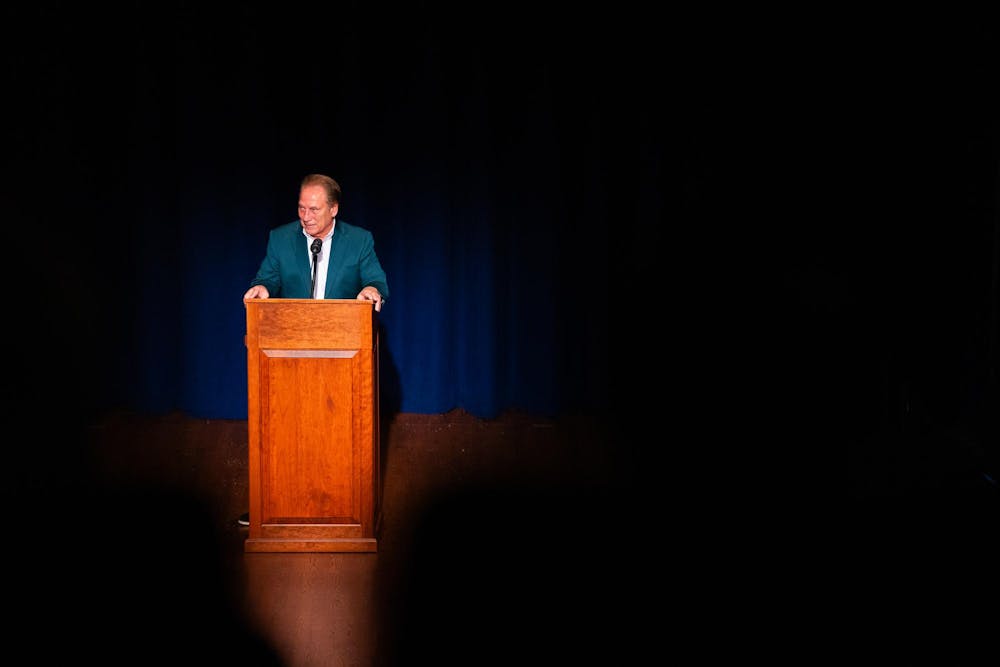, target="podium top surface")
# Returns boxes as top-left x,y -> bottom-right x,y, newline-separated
244,298 -> 374,306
